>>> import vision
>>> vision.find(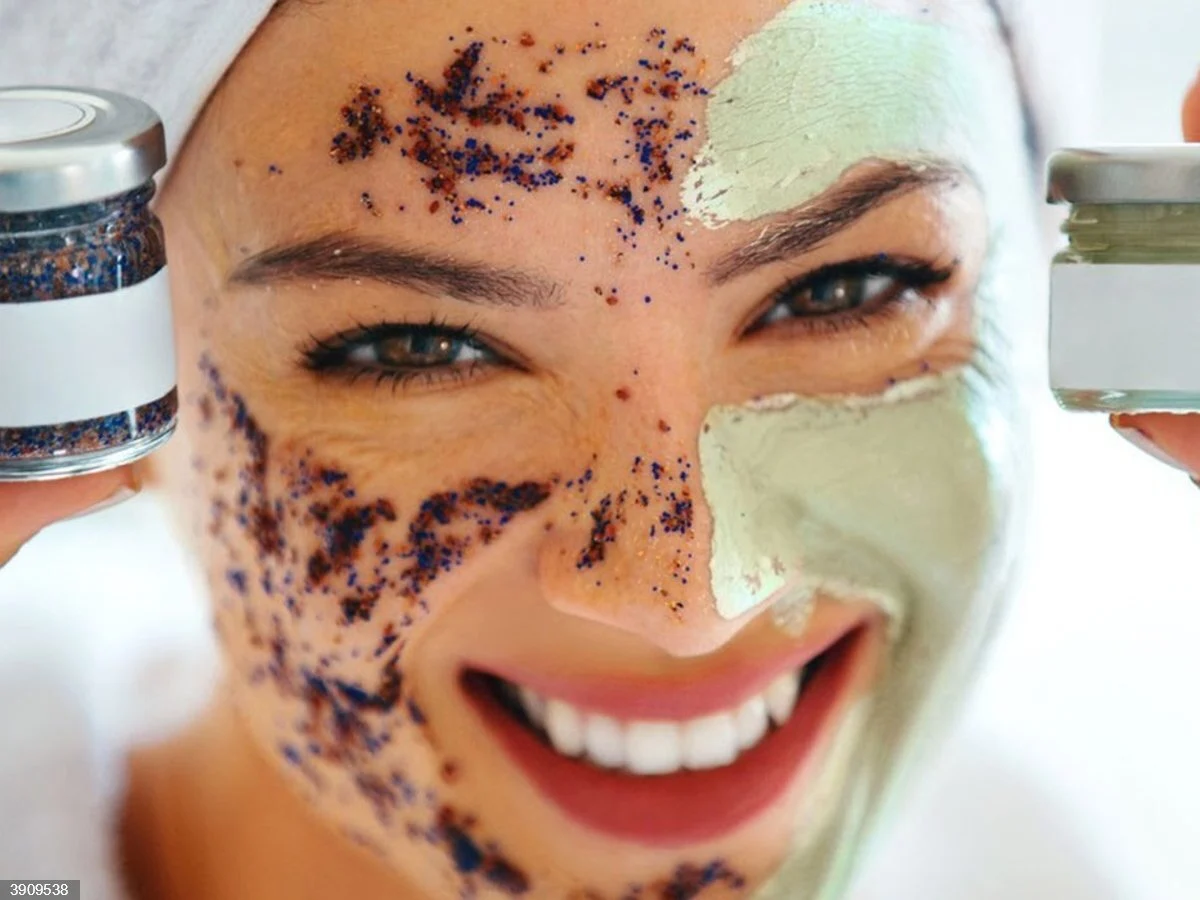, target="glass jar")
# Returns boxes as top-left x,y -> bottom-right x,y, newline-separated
1048,146 -> 1200,413
0,87 -> 176,480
